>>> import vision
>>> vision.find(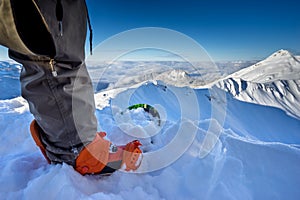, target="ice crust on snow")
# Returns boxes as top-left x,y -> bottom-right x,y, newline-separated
1,50 -> 300,199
